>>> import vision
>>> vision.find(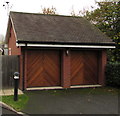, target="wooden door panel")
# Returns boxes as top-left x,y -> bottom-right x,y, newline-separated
27,50 -> 44,87
71,51 -> 84,85
83,51 -> 98,84
44,50 -> 60,86
26,50 -> 60,87
71,51 -> 98,85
